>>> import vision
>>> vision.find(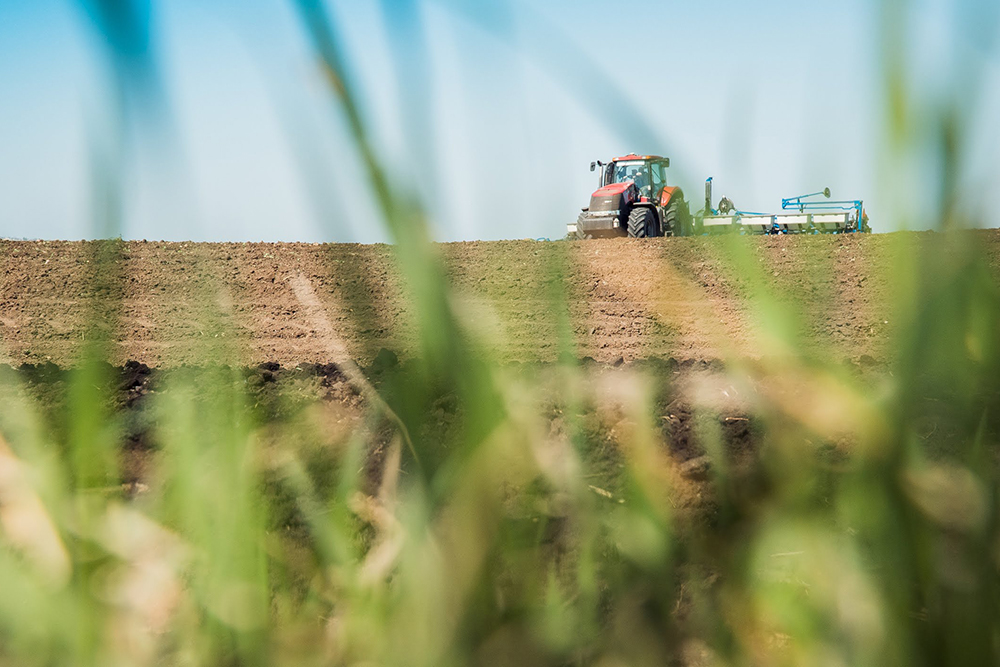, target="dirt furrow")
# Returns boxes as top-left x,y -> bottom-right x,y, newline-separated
659,239 -> 758,358
569,240 -> 674,361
